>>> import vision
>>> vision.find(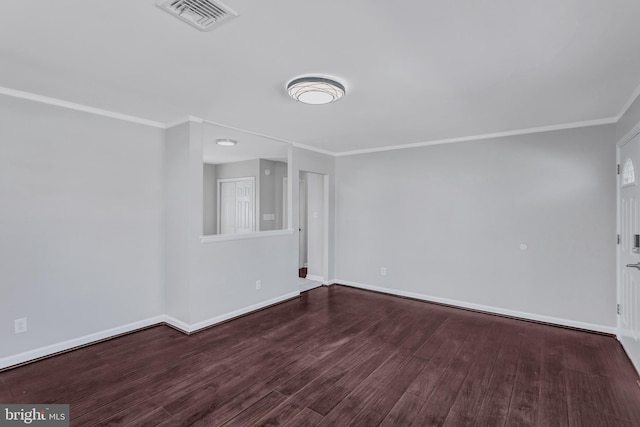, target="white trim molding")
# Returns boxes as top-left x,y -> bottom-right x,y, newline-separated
164,291 -> 300,333
291,142 -> 336,157
1,84 -> 636,157
165,116 -> 204,128
162,315 -> 191,334
0,86 -> 165,128
0,316 -> 166,370
200,119 -> 334,156
617,80 -> 640,120
200,228 -> 294,243
306,274 -> 325,283
334,117 -> 618,157
336,280 -> 616,335
299,281 -> 323,293
617,121 -> 640,148
1,291 -> 300,370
